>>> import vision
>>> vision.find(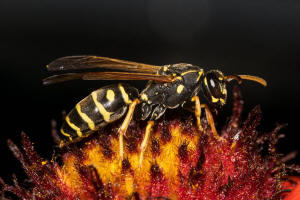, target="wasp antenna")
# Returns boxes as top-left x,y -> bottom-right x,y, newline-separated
224,75 -> 243,84
238,75 -> 267,87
